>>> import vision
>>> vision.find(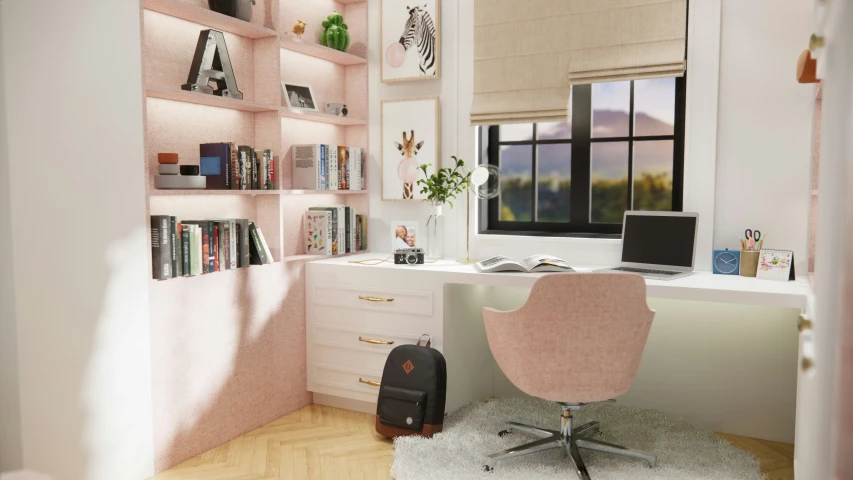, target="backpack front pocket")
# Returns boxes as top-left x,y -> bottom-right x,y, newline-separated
377,385 -> 427,431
